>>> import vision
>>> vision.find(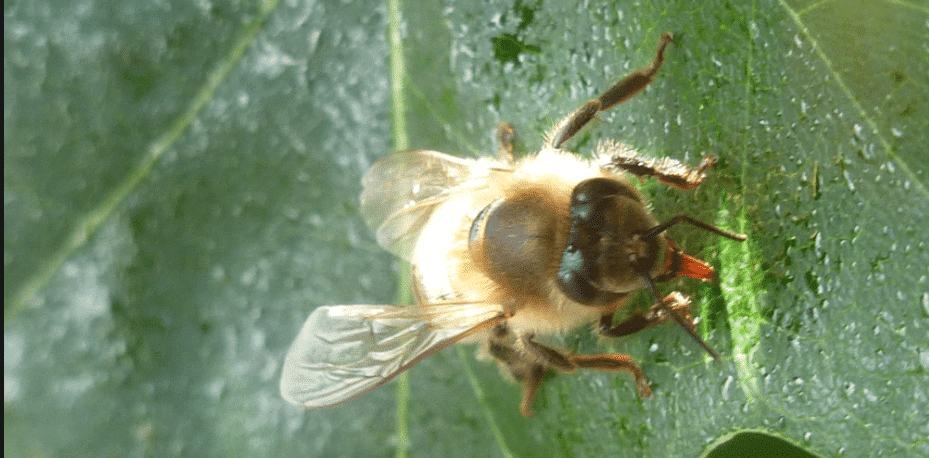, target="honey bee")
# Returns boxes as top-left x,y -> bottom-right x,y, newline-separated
281,33 -> 747,417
